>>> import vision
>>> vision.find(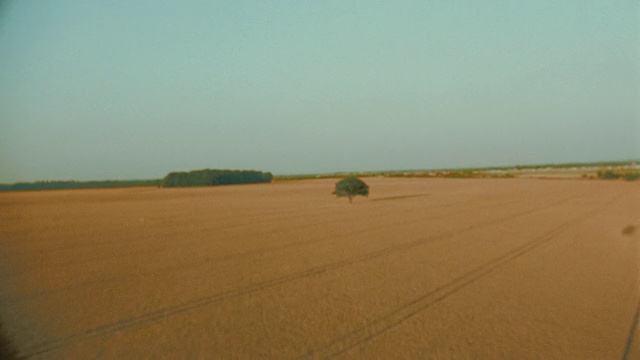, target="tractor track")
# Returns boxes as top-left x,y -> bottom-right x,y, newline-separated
2,190 -> 475,277
13,185 -> 572,304
301,195 -> 620,359
21,189 -> 589,357
9,193 -> 533,304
